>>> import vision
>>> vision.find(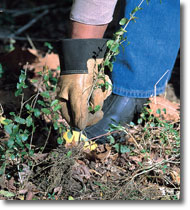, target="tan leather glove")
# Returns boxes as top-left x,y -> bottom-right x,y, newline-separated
56,39 -> 112,130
